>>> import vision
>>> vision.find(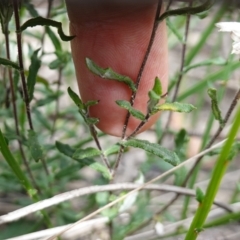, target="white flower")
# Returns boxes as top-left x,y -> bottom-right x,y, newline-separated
216,22 -> 240,55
